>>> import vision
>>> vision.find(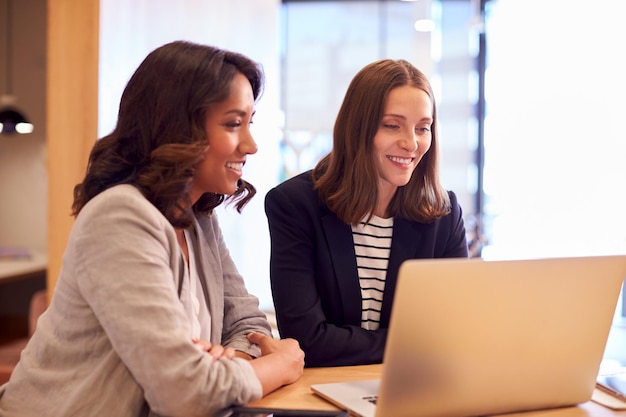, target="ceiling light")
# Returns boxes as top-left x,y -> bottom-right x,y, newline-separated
0,105 -> 34,134
414,19 -> 435,32
0,0 -> 33,136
